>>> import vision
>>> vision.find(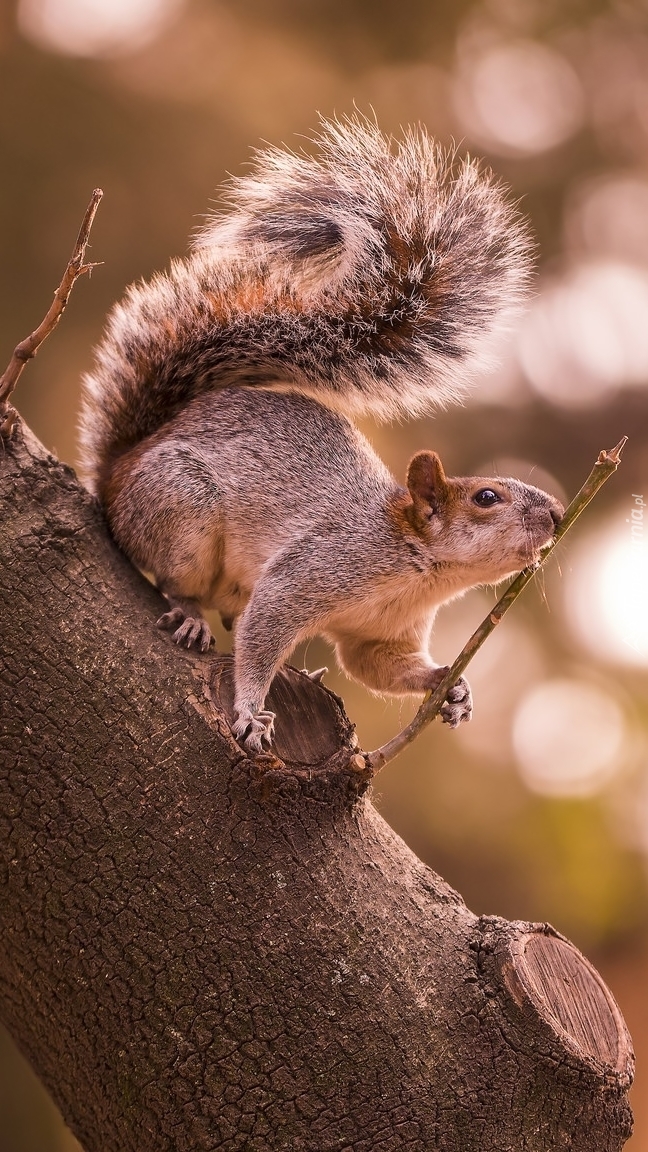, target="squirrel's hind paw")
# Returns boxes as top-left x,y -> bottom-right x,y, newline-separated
156,606 -> 213,653
440,676 -> 472,728
232,706 -> 276,755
